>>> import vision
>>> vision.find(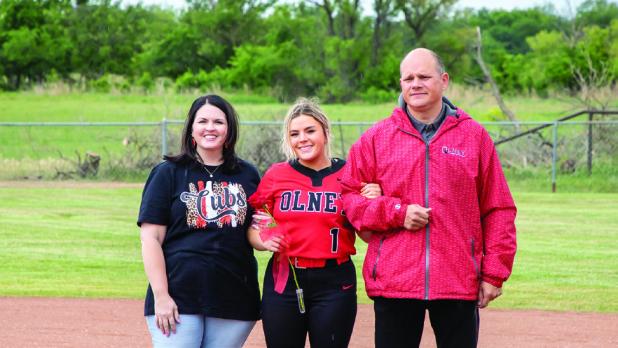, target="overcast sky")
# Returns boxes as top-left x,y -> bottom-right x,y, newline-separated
124,0 -> 590,13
